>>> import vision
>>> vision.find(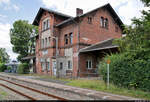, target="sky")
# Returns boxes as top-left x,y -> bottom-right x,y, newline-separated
0,0 -> 147,61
